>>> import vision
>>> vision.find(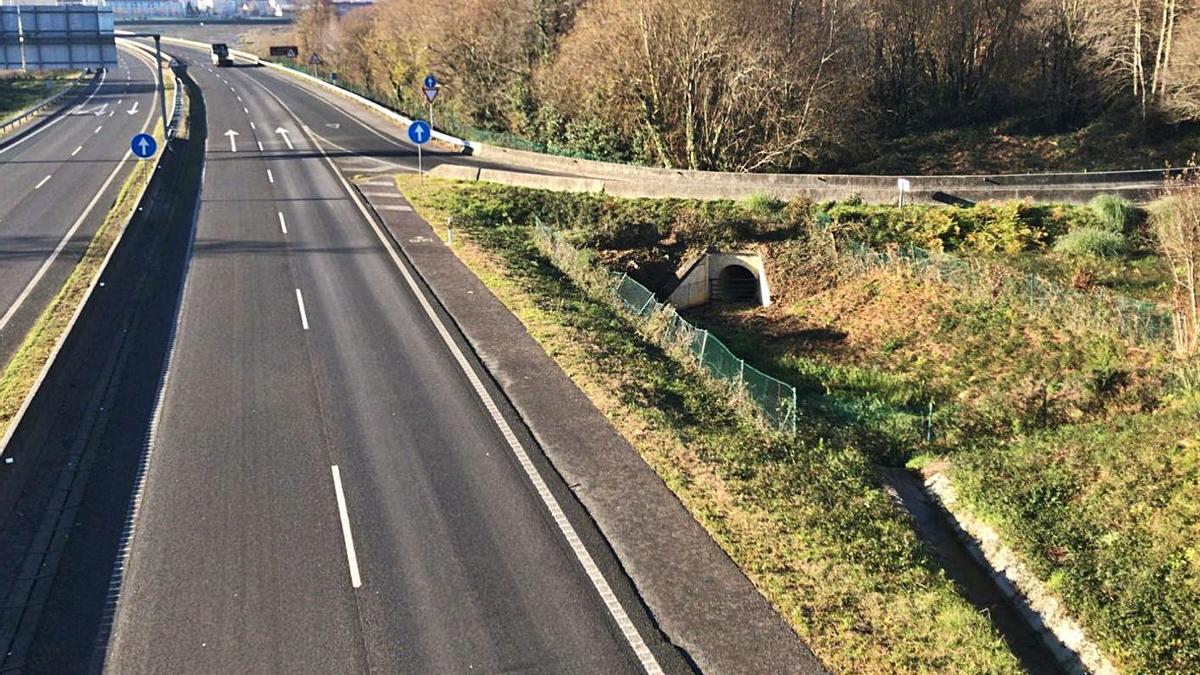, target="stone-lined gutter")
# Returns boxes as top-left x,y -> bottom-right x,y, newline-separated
923,471 -> 1119,675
